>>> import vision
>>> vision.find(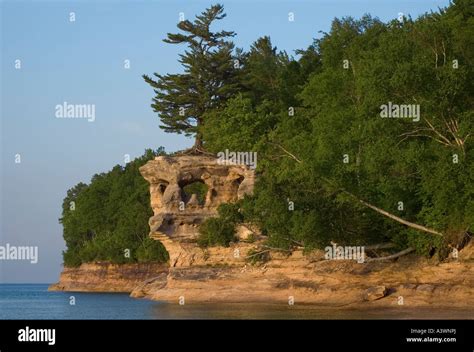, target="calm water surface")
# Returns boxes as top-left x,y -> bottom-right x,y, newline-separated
0,284 -> 472,319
